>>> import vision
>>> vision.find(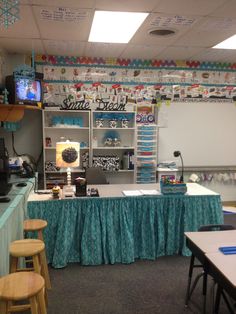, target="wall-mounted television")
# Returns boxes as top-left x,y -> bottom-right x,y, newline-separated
5,73 -> 43,105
